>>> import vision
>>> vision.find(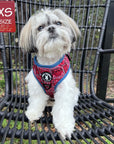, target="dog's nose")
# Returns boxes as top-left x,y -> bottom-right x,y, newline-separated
48,26 -> 55,33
